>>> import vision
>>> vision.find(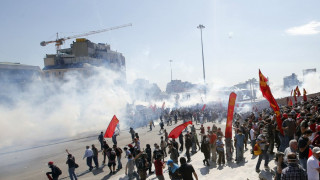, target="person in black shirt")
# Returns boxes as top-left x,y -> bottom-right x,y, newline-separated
66,153 -> 78,180
178,157 -> 198,180
298,129 -> 313,170
145,144 -> 154,175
